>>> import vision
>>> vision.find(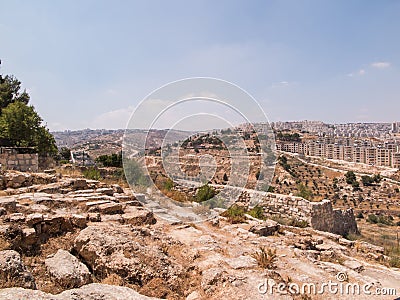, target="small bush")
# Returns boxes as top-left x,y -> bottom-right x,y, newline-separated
95,152 -> 123,167
124,159 -> 150,186
288,218 -> 309,228
356,212 -> 364,219
389,256 -> 400,268
247,206 -> 265,220
82,167 -> 102,180
251,247 -> 277,269
296,183 -> 312,200
206,196 -> 226,209
164,178 -> 174,191
221,205 -> 246,223
367,214 -> 394,225
196,184 -> 216,202
346,232 -> 362,241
